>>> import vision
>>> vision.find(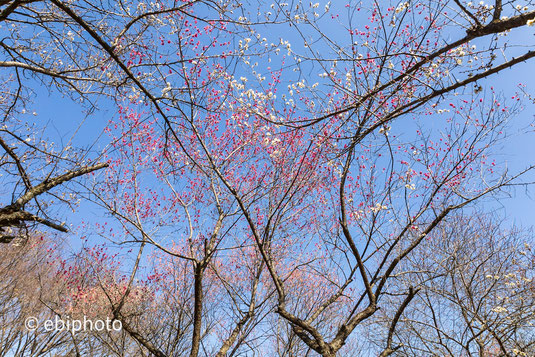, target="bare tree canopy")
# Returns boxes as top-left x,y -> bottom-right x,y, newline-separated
0,0 -> 534,356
